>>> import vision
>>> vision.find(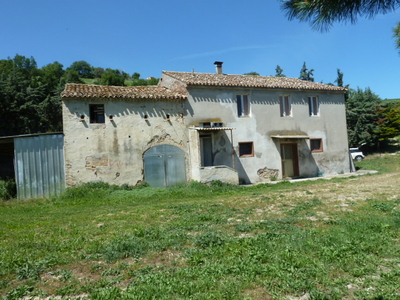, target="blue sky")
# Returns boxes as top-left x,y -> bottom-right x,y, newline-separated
1,0 -> 399,99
